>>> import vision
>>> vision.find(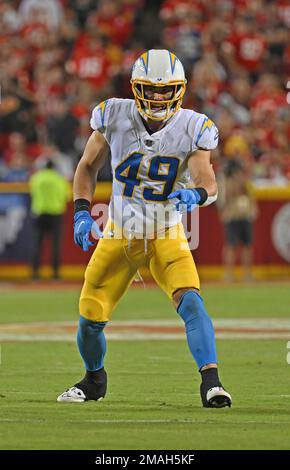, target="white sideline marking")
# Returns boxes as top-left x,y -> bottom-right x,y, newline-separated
73,419 -> 290,425
0,318 -> 290,342
258,395 -> 290,398
0,418 -> 290,426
